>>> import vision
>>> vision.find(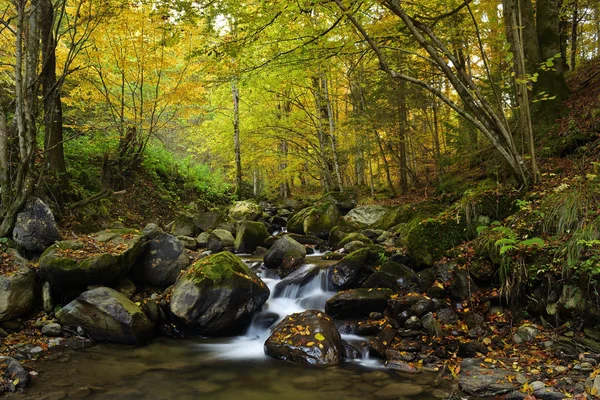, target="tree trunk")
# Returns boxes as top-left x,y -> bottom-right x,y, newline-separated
232,80 -> 243,199
570,1 -> 579,70
374,131 -> 396,197
396,80 -> 409,194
